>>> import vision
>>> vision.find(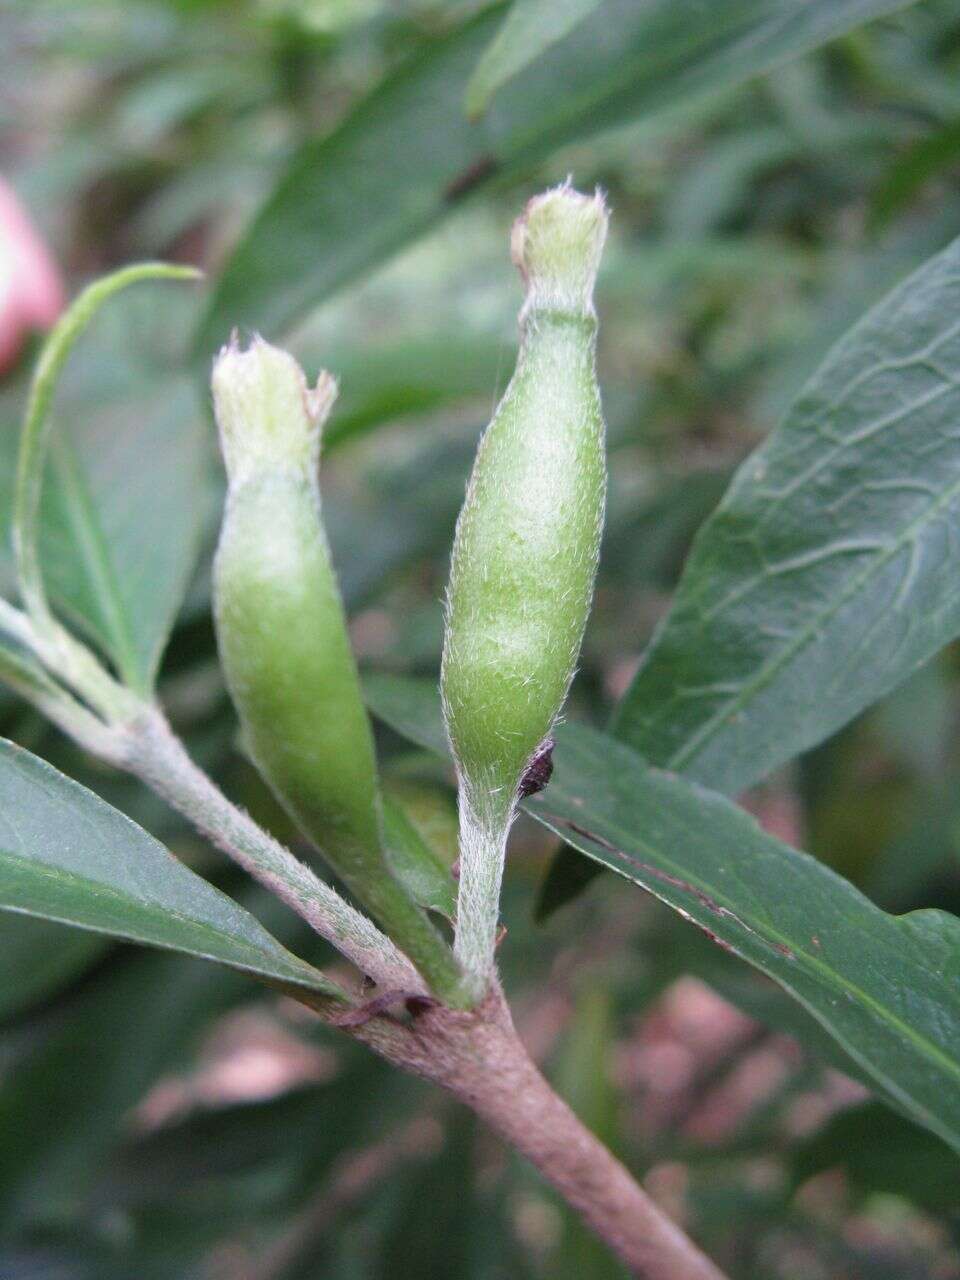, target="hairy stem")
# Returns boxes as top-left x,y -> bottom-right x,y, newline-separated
0,599 -> 409,992
349,987 -> 729,1280
114,705 -> 423,993
452,795 -> 512,993
0,596 -> 136,724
